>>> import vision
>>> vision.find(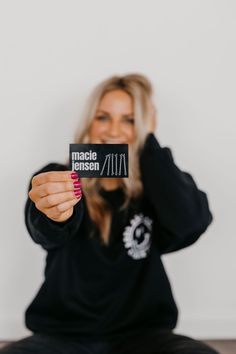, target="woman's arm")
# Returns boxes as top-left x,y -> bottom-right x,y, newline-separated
24,163 -> 84,251
139,133 -> 213,254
